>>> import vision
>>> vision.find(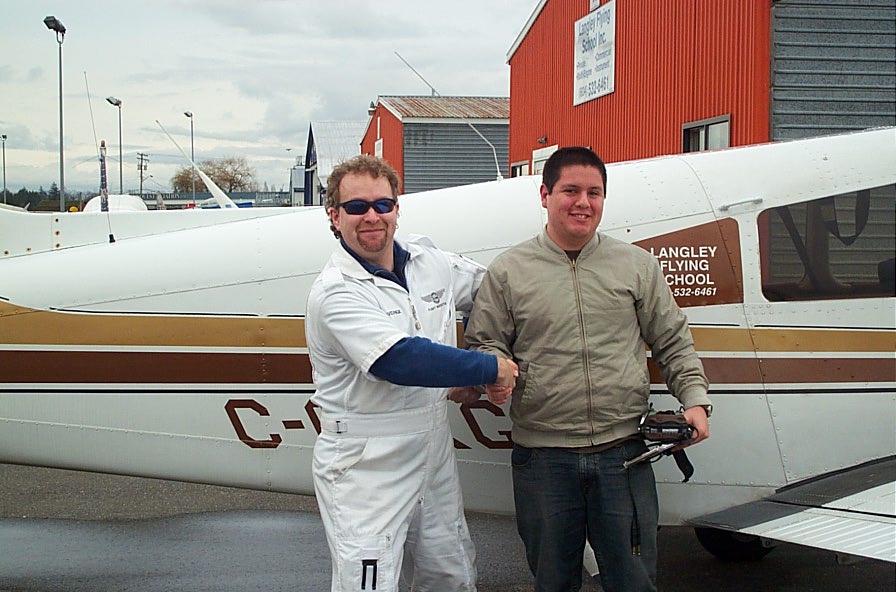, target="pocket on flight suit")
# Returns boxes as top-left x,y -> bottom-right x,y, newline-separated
338,534 -> 396,592
315,435 -> 369,483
